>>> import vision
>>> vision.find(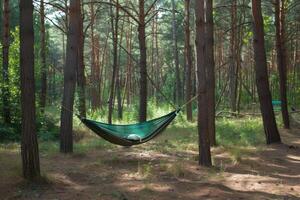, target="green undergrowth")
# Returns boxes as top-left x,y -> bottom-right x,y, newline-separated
145,116 -> 266,152
0,112 -> 268,181
216,117 -> 265,146
0,104 -> 271,159
39,137 -> 116,156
